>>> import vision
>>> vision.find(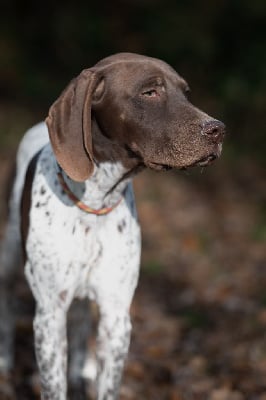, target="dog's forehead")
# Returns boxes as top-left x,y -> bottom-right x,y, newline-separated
95,52 -> 172,69
94,52 -> 185,84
